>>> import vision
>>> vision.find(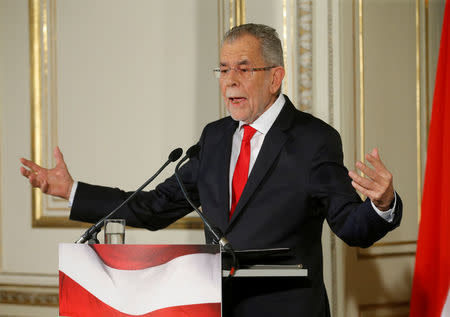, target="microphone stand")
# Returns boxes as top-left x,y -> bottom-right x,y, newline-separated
74,148 -> 183,244
174,144 -> 238,277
